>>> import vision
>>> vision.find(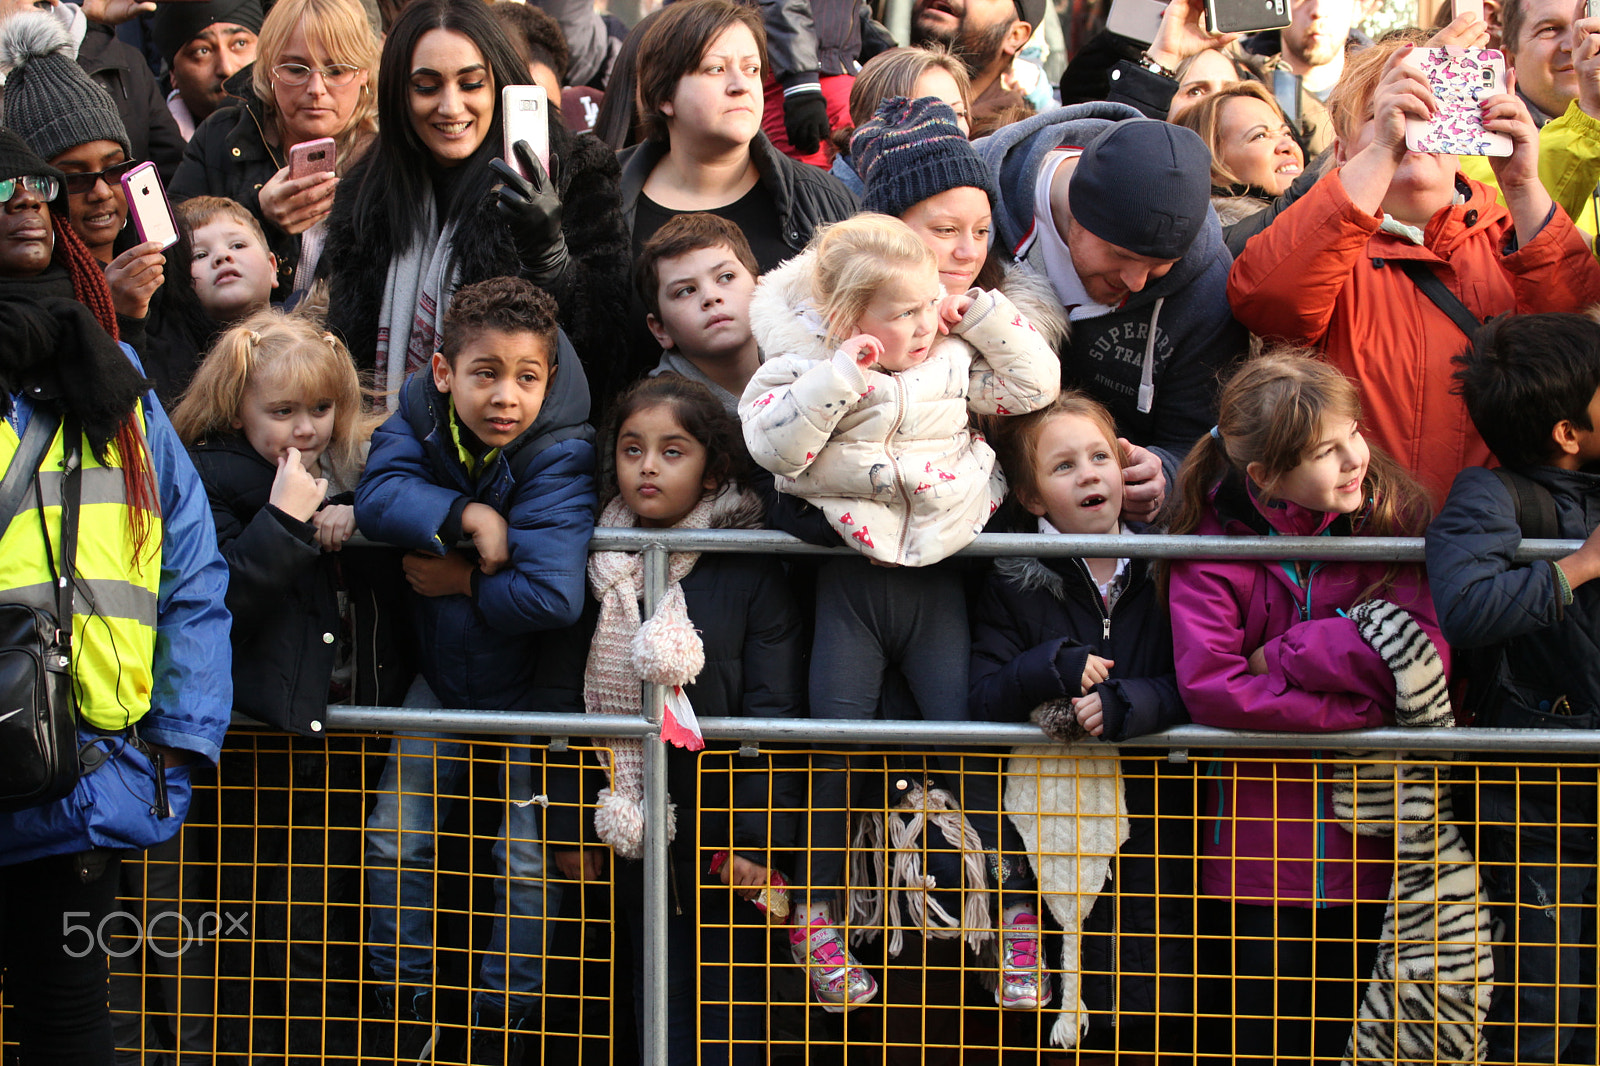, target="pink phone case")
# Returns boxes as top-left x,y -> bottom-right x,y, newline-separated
289,137 -> 336,180
119,162 -> 179,250
1404,47 -> 1513,157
